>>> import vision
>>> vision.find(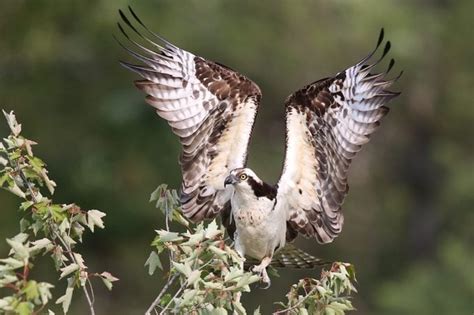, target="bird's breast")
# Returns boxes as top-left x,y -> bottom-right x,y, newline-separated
233,207 -> 266,226
231,198 -> 287,260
